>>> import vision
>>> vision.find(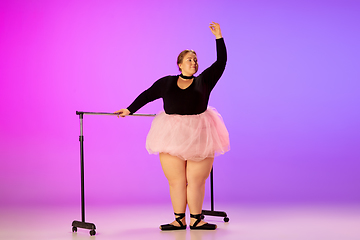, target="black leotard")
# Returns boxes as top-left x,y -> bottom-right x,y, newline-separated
127,38 -> 227,115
